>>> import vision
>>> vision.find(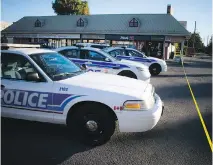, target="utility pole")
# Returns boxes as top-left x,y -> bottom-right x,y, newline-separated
207,35 -> 209,46
192,21 -> 196,56
193,21 -> 196,48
